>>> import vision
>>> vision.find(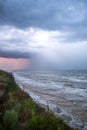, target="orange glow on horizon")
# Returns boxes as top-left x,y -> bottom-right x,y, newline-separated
0,58 -> 31,70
